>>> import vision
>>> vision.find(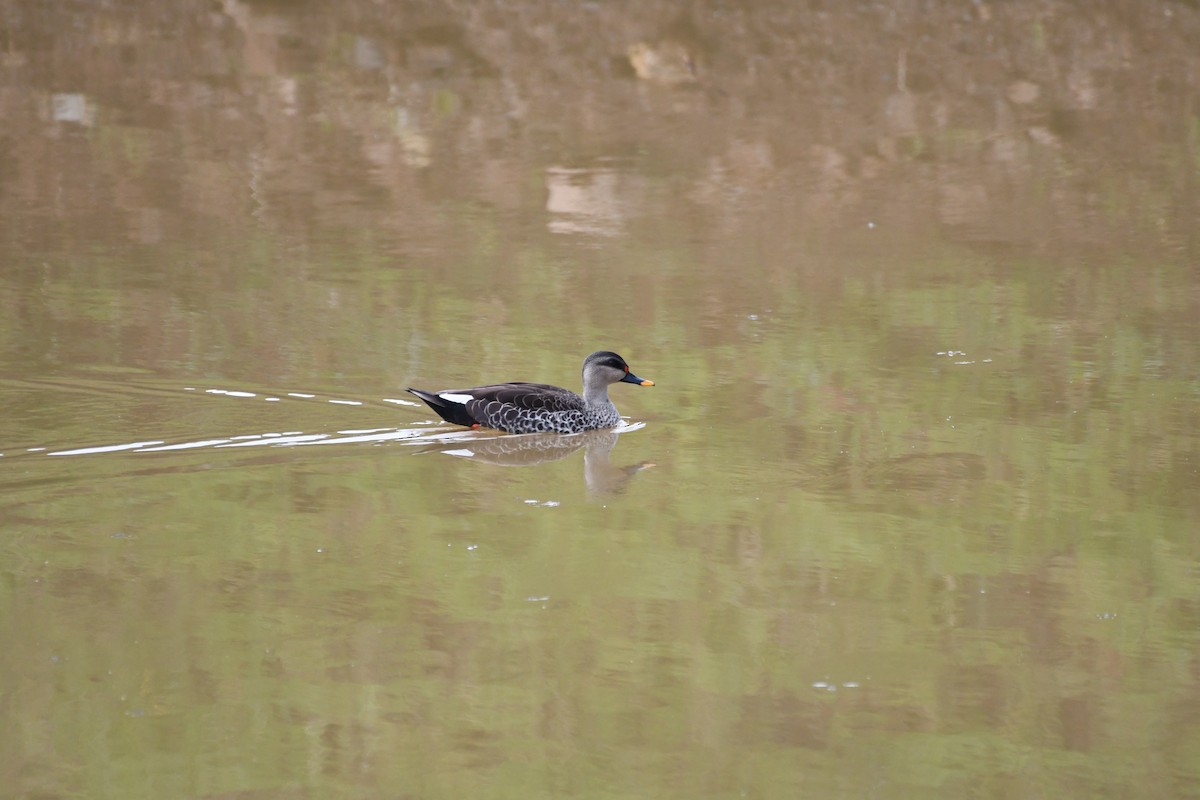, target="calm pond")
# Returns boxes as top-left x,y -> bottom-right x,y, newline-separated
2,2 -> 1199,798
